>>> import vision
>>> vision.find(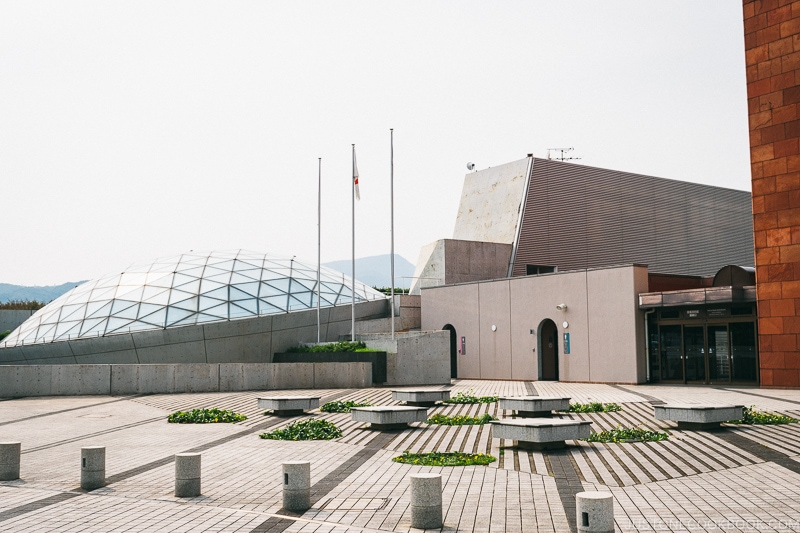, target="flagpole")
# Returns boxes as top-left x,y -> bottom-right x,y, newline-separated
317,157 -> 321,344
351,144 -> 356,342
390,129 -> 395,340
